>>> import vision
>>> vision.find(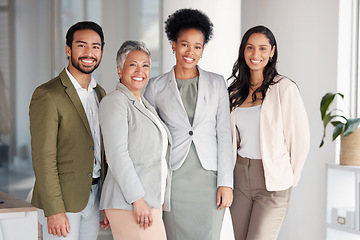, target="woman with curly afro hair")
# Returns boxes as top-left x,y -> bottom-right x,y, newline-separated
144,8 -> 233,240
